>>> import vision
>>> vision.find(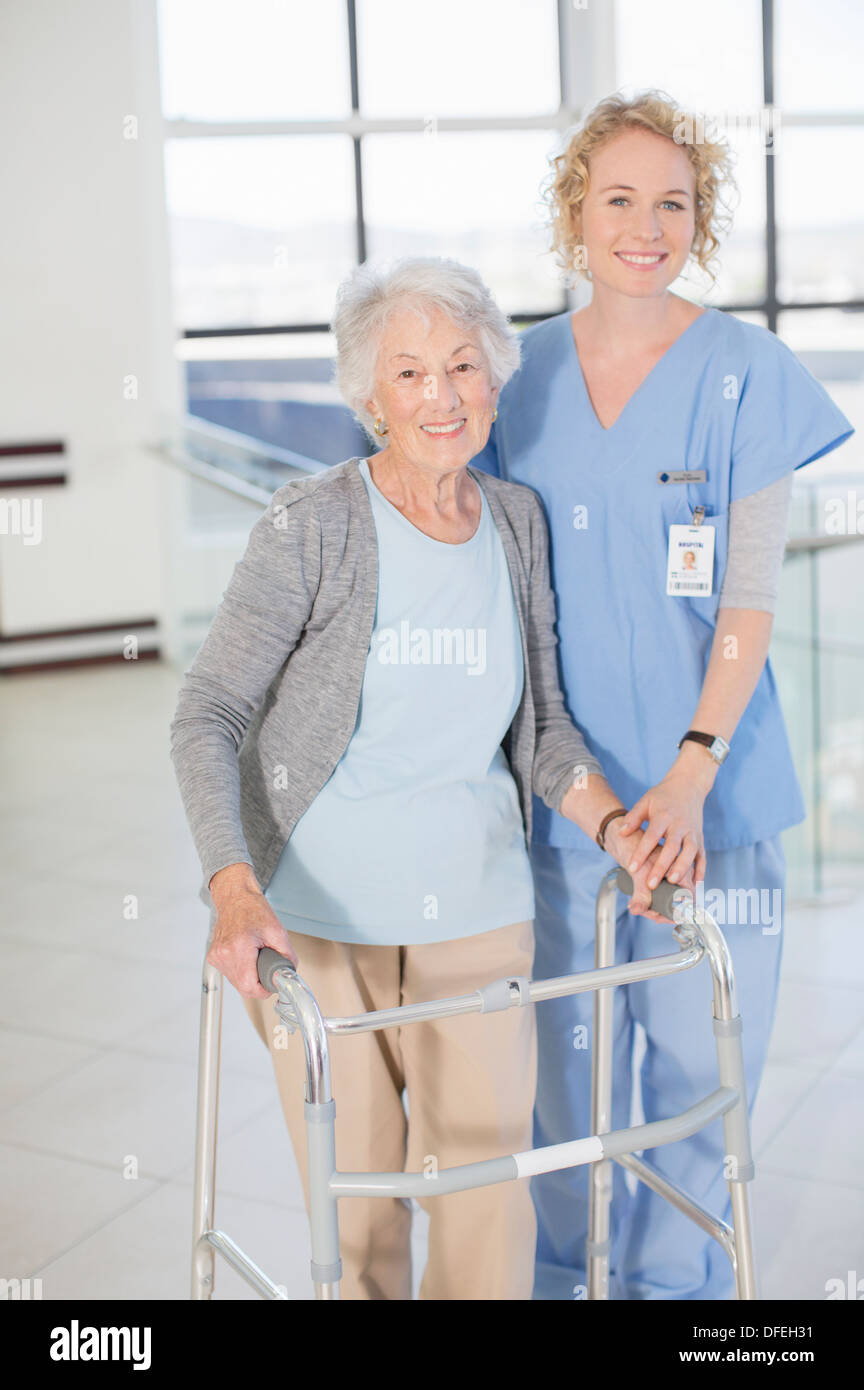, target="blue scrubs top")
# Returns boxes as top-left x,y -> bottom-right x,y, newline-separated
472,306 -> 853,853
